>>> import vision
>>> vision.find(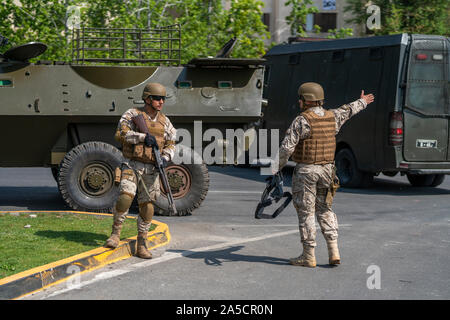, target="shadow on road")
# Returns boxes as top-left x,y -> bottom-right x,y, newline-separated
0,186 -> 69,211
0,186 -> 140,214
339,178 -> 450,196
209,165 -> 450,196
169,245 -> 290,266
208,165 -> 293,187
